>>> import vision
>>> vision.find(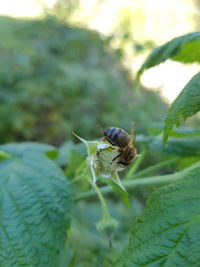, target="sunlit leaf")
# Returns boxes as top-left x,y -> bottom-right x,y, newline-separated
0,150 -> 12,161
137,31 -> 200,80
164,72 -> 200,142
